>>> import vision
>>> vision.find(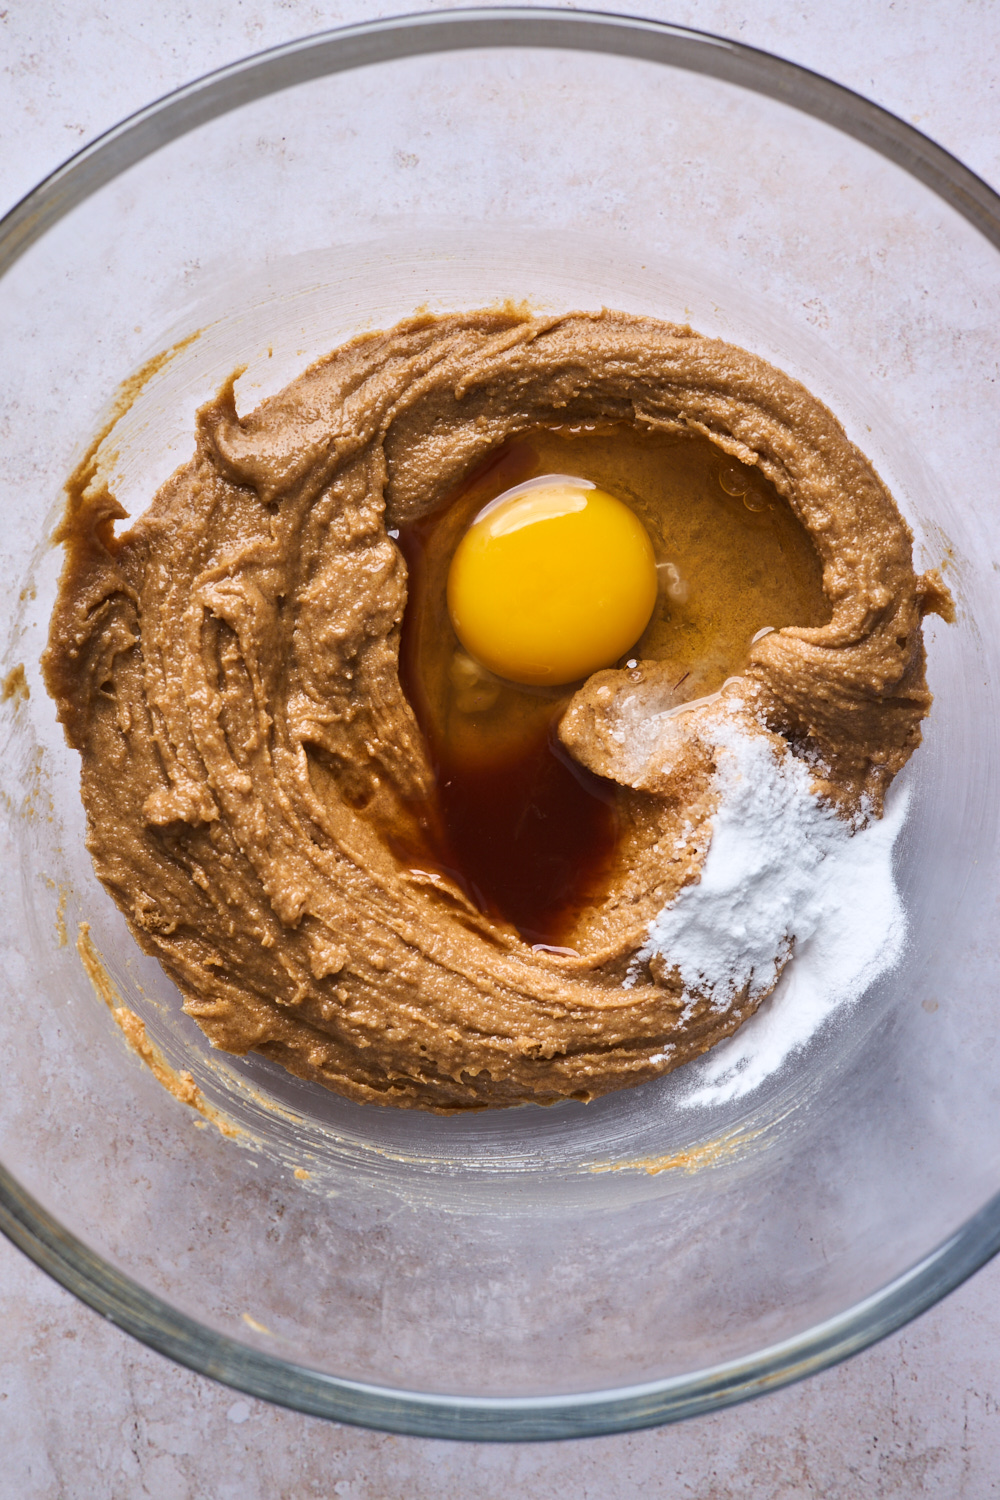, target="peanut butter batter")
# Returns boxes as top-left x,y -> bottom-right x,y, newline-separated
44,309 -> 948,1111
